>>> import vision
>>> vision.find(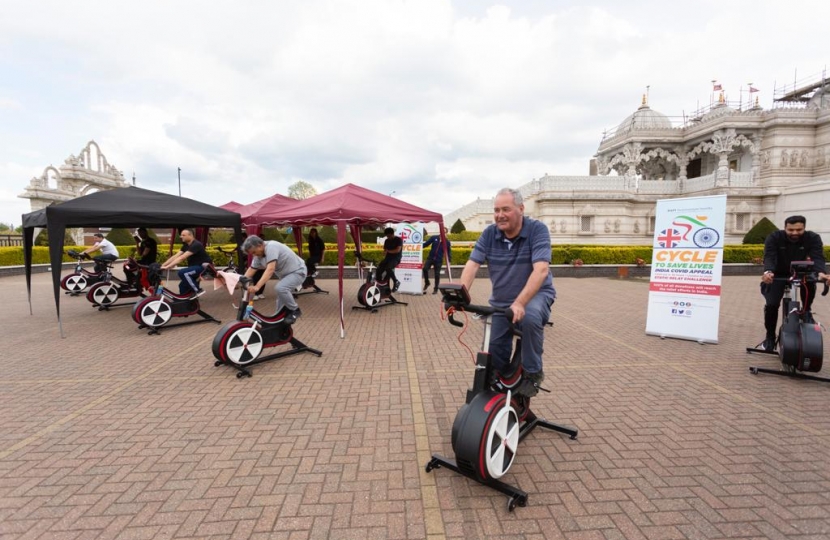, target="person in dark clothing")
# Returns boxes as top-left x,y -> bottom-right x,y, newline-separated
376,227 -> 403,291
125,227 -> 158,287
422,227 -> 451,294
305,228 -> 326,277
760,215 -> 828,351
134,228 -> 158,264
160,228 -> 213,297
